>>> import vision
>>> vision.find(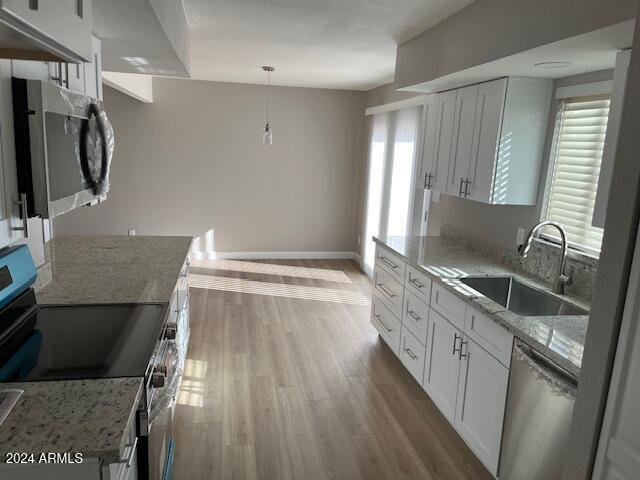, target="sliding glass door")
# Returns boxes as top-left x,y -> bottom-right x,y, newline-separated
362,106 -> 421,275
